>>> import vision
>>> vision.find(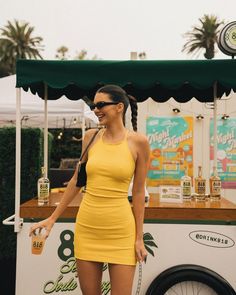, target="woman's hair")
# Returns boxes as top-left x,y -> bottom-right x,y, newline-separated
96,85 -> 138,131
